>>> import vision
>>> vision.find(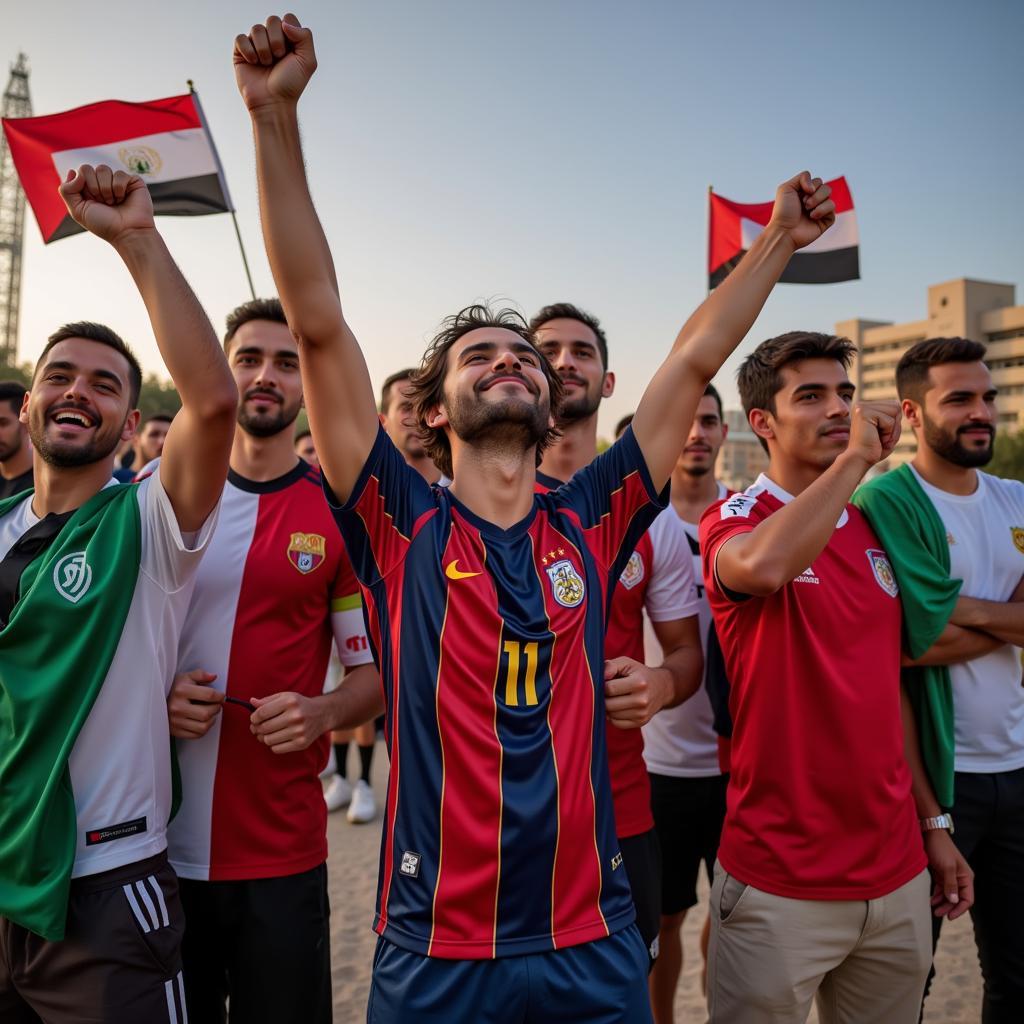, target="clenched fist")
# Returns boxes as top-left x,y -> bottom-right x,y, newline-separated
234,13 -> 317,112
768,171 -> 836,251
58,165 -> 154,244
